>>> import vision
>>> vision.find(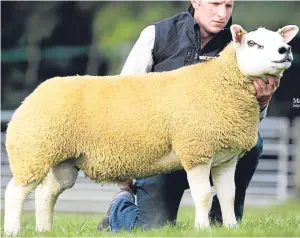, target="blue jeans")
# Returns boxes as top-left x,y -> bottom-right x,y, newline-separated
107,132 -> 263,232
